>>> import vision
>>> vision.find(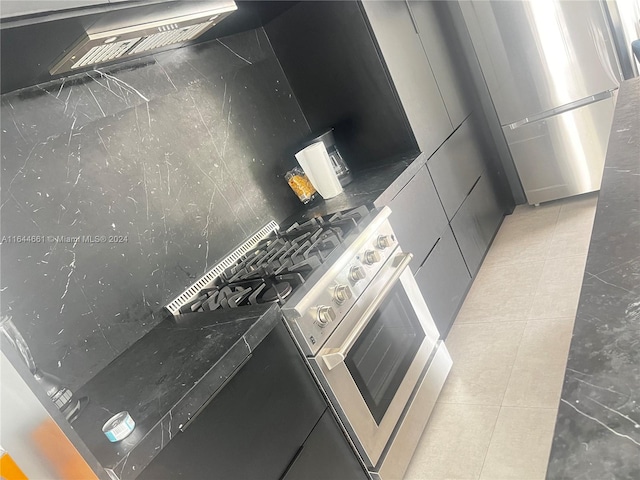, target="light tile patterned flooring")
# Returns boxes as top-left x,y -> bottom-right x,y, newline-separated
405,193 -> 598,480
